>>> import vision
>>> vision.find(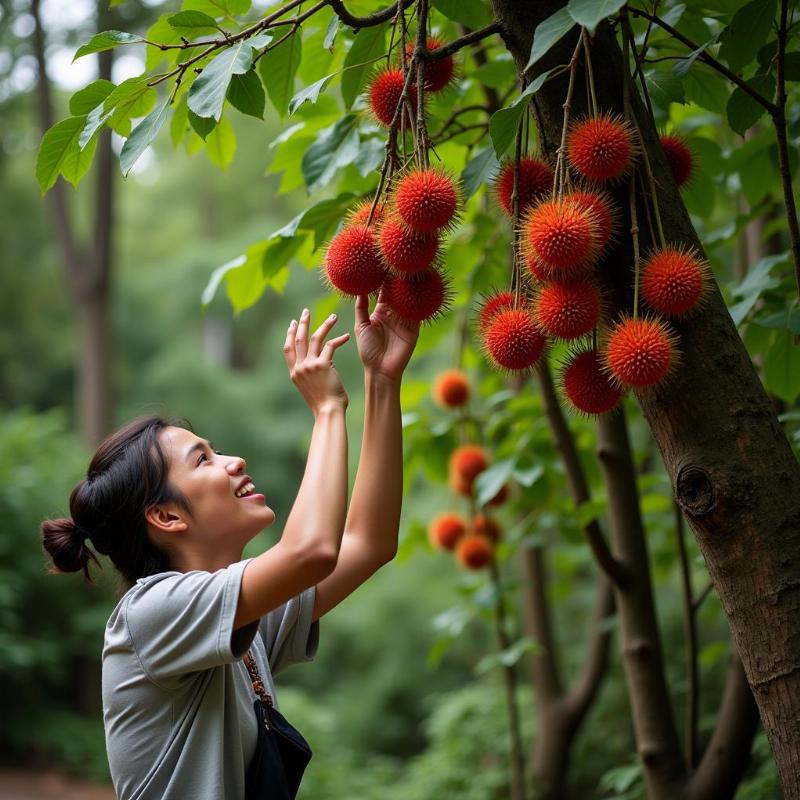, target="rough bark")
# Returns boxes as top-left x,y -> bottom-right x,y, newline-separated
489,1 -> 800,795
